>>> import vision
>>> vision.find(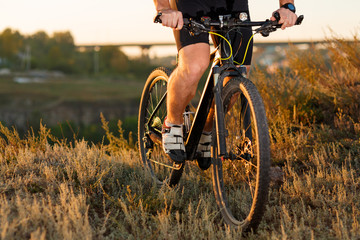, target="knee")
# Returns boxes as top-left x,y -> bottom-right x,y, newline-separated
181,59 -> 209,85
